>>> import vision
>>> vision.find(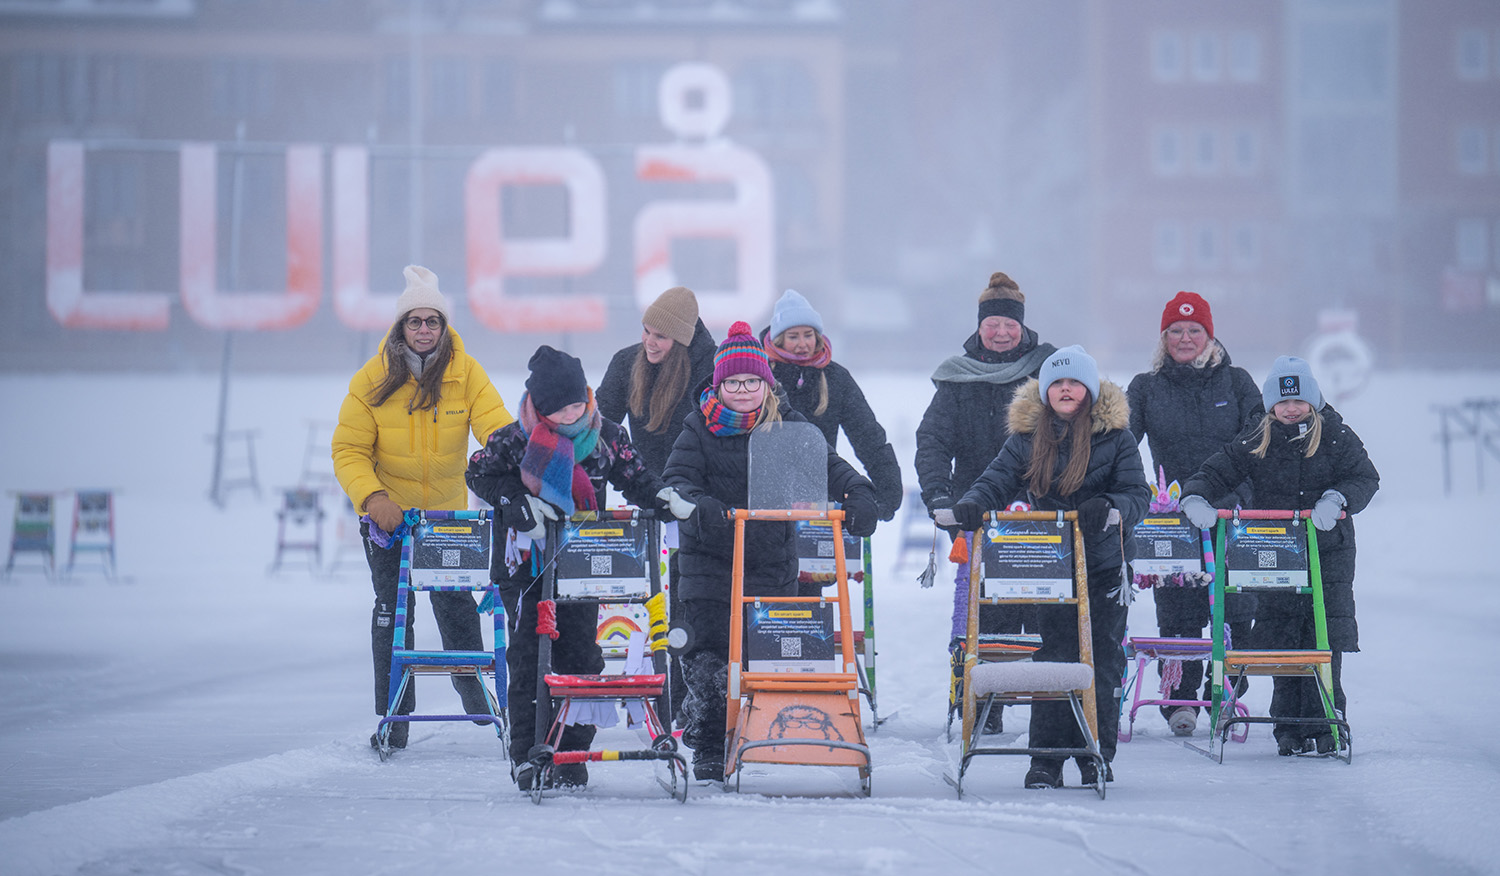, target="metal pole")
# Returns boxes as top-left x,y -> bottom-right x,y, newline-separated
209,121 -> 247,508
409,0 -> 424,265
